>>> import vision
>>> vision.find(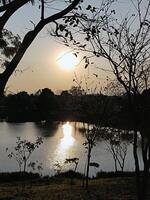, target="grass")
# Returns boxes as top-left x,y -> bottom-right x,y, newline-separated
0,172 -> 149,200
